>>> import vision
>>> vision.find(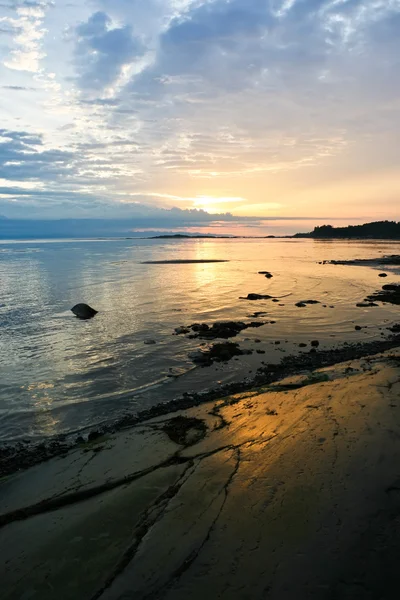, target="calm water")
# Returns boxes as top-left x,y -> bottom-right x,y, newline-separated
1,238 -> 400,442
